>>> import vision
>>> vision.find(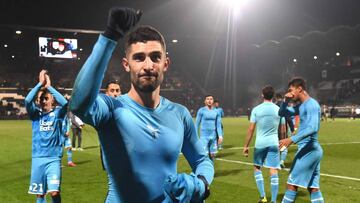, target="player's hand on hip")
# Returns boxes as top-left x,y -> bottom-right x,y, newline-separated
103,7 -> 142,41
243,147 -> 249,157
163,173 -> 206,203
